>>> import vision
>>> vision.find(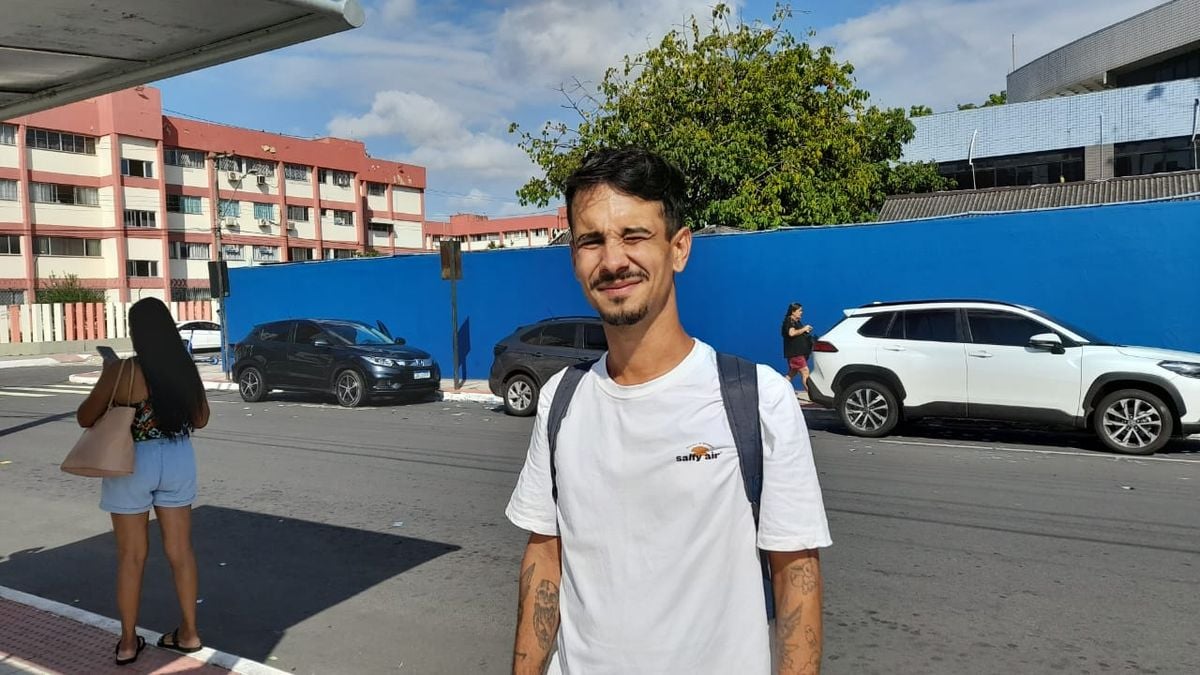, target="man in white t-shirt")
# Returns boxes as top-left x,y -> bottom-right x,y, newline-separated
506,148 -> 831,674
